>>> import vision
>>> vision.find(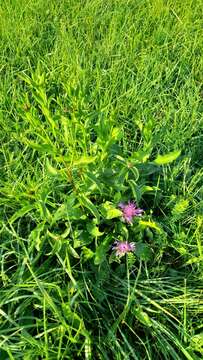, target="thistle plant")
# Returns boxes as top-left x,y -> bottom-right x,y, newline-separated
112,240 -> 136,257
118,201 -> 144,223
2,59 -> 201,360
